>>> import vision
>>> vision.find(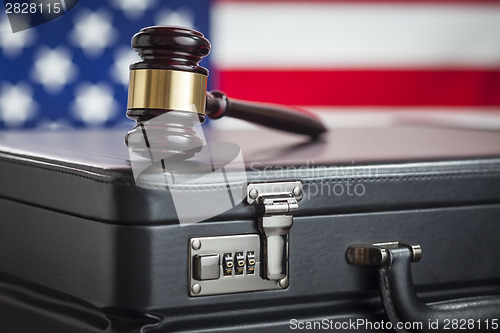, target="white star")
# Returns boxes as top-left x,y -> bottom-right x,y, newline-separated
69,9 -> 117,58
0,82 -> 37,127
110,0 -> 156,20
31,46 -> 78,94
110,46 -> 140,87
0,18 -> 36,58
71,82 -> 118,126
155,8 -> 195,28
